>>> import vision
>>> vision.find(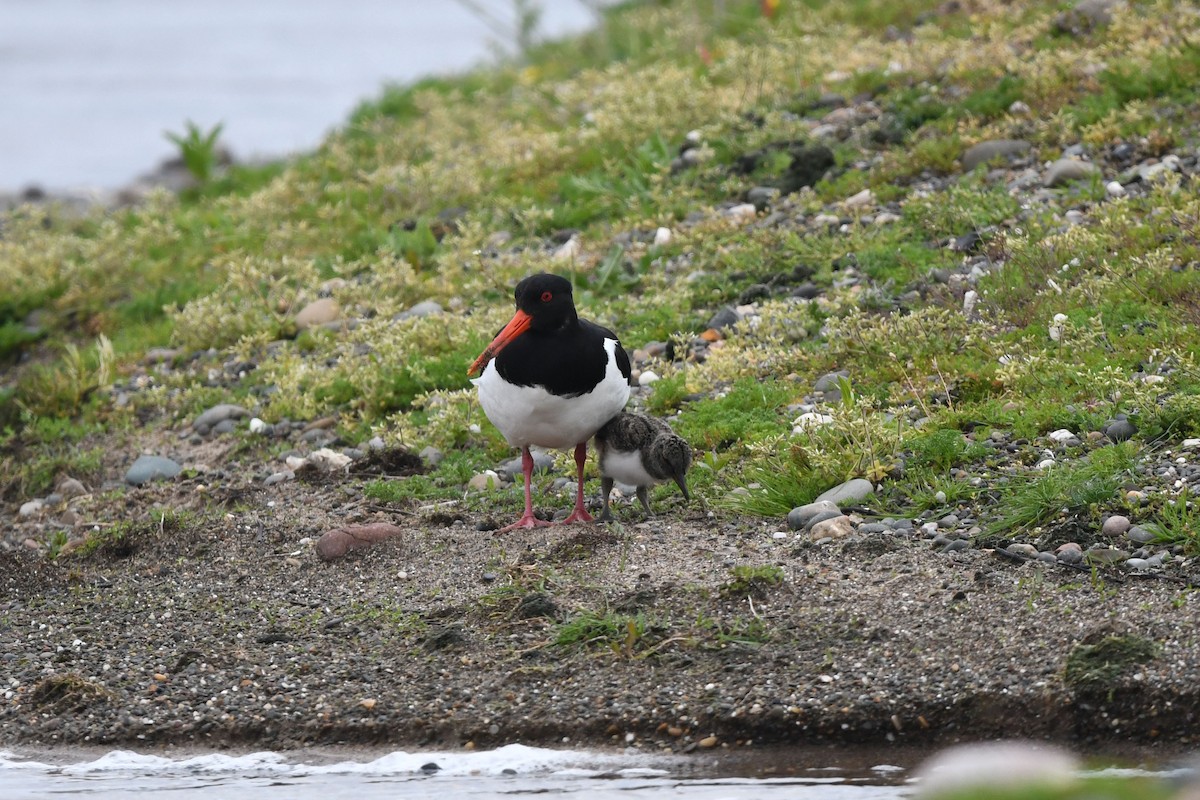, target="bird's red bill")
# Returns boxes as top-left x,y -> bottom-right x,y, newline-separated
468,309 -> 533,375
